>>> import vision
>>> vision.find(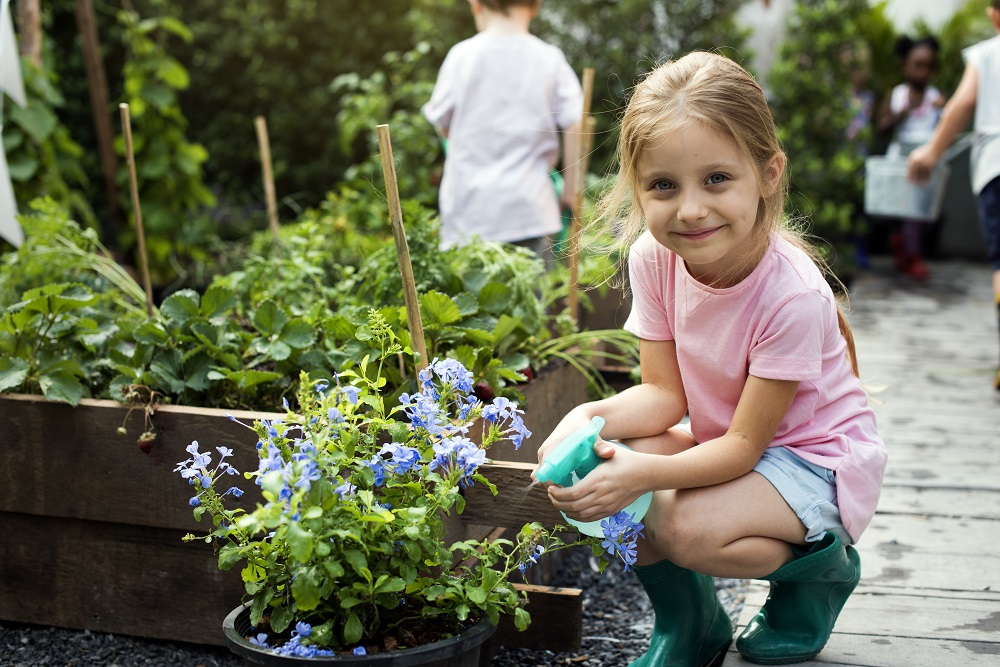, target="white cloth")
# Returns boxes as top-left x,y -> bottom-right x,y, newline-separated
886,82 -> 943,157
0,0 -> 24,247
963,34 -> 1000,194
422,32 -> 582,248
